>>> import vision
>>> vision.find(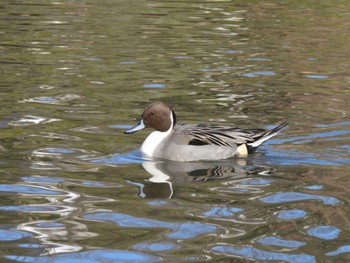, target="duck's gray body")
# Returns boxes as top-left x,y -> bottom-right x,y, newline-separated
145,123 -> 287,161
125,102 -> 287,162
